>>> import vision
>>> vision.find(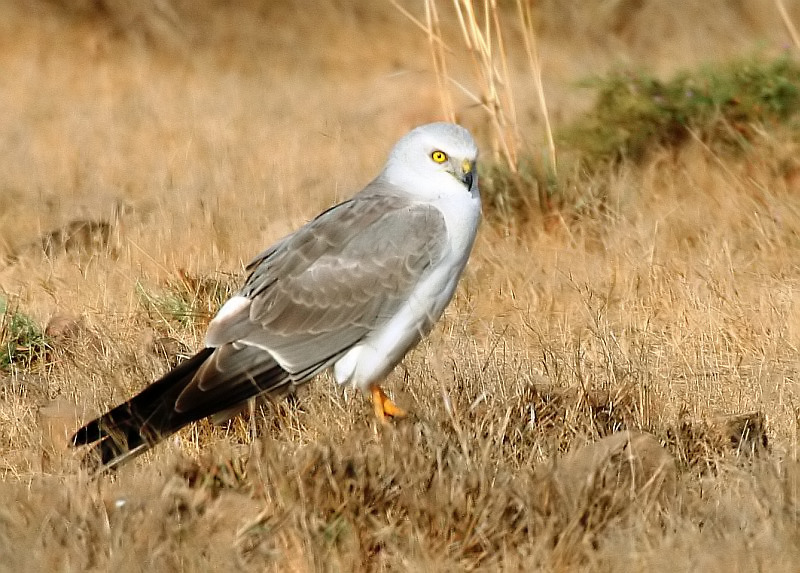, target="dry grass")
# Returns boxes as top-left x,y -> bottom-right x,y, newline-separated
2,0 -> 800,570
